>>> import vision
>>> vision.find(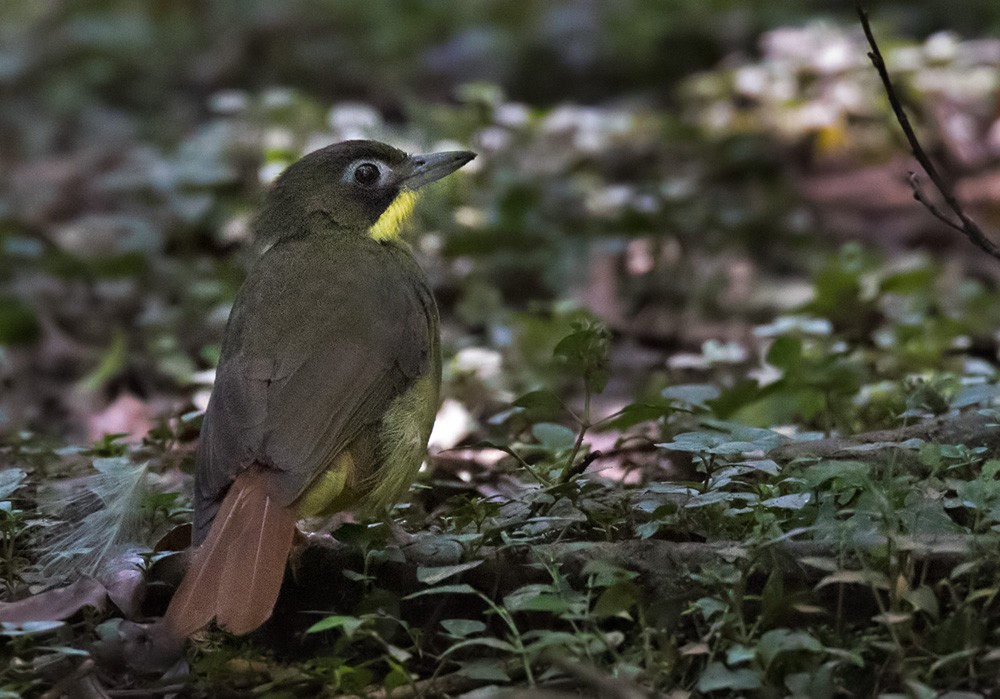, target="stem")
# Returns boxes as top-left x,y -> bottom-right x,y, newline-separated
560,383 -> 592,484
502,446 -> 553,487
